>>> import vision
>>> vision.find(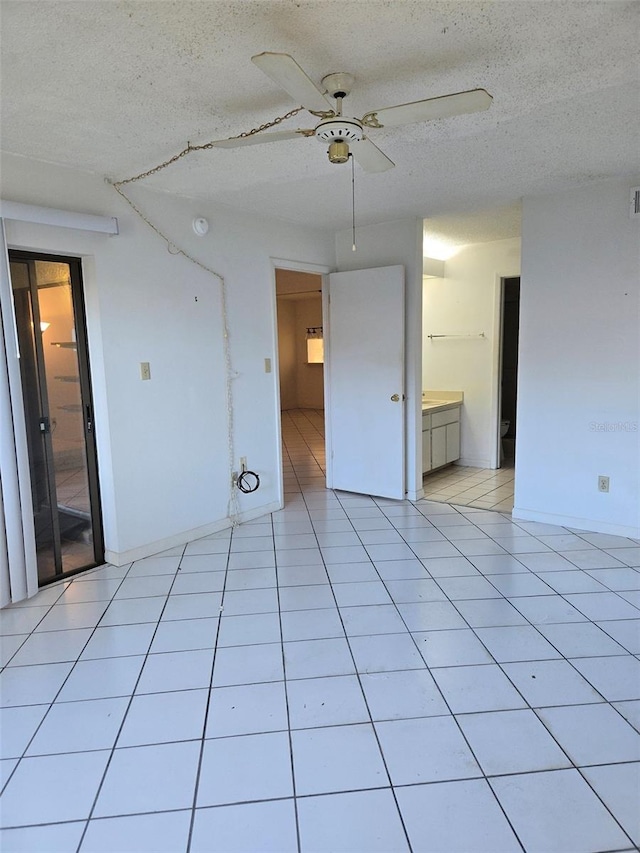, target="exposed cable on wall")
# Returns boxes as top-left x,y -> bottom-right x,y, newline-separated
107,107 -> 320,527
106,107 -> 304,525
110,181 -> 241,525
237,470 -> 260,494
